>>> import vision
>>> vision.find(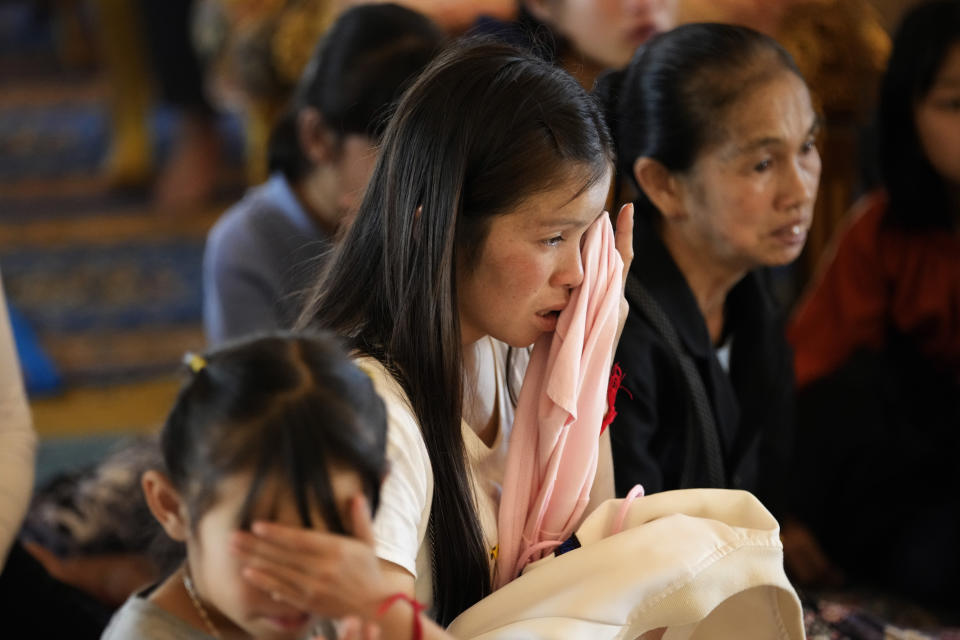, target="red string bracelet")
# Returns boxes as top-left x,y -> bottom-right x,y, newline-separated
376,592 -> 425,640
